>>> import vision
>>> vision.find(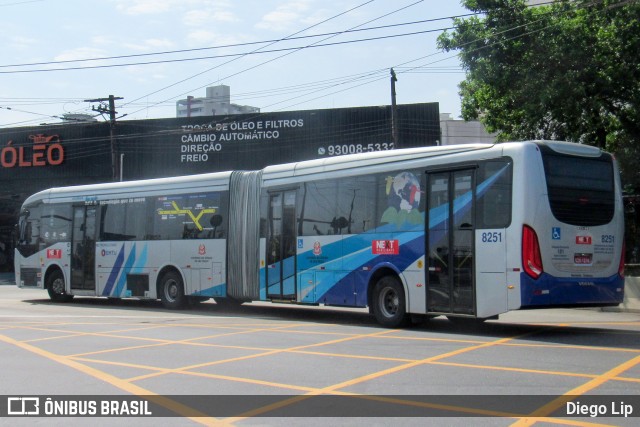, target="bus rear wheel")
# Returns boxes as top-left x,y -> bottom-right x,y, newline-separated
372,276 -> 410,328
159,271 -> 186,309
46,270 -> 74,303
